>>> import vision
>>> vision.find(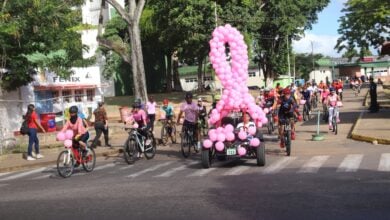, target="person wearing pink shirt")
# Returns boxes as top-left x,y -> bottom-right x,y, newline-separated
62,106 -> 89,156
177,92 -> 200,149
146,96 -> 157,132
